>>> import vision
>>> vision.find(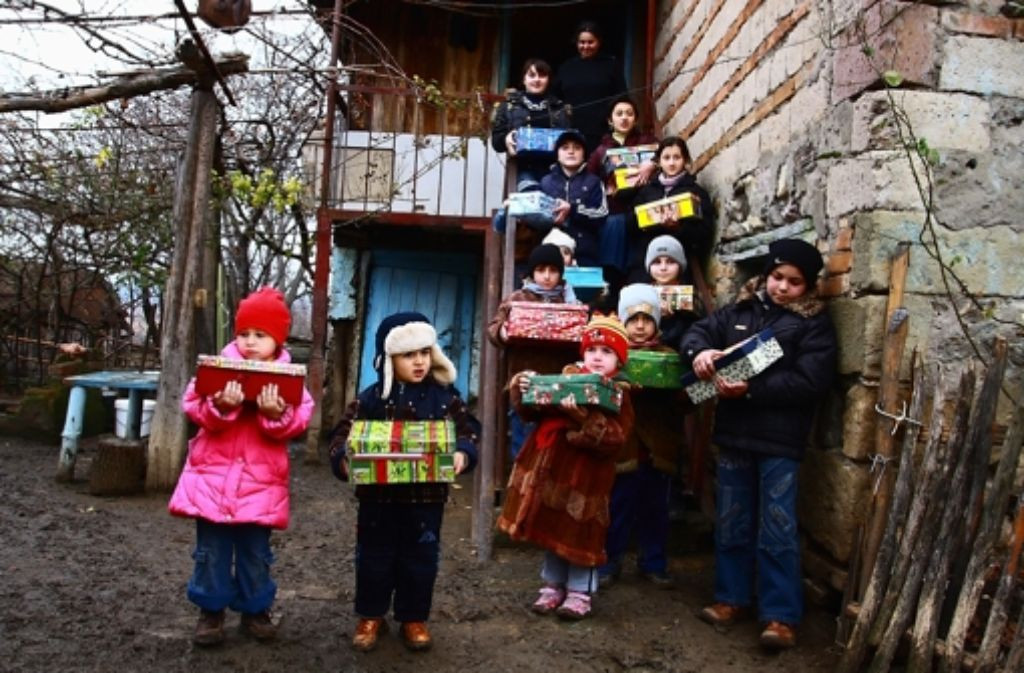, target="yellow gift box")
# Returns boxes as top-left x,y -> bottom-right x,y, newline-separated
635,192 -> 702,228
